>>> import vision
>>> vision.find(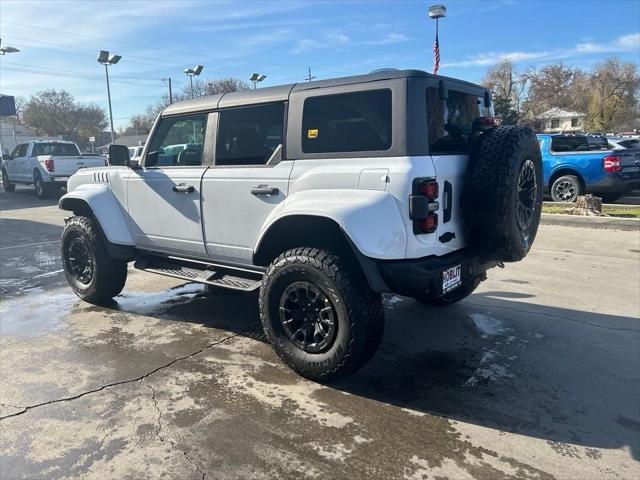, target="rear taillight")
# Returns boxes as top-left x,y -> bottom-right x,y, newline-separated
477,116 -> 502,127
44,159 -> 55,172
418,180 -> 439,199
418,213 -> 438,234
603,155 -> 622,173
410,178 -> 440,234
